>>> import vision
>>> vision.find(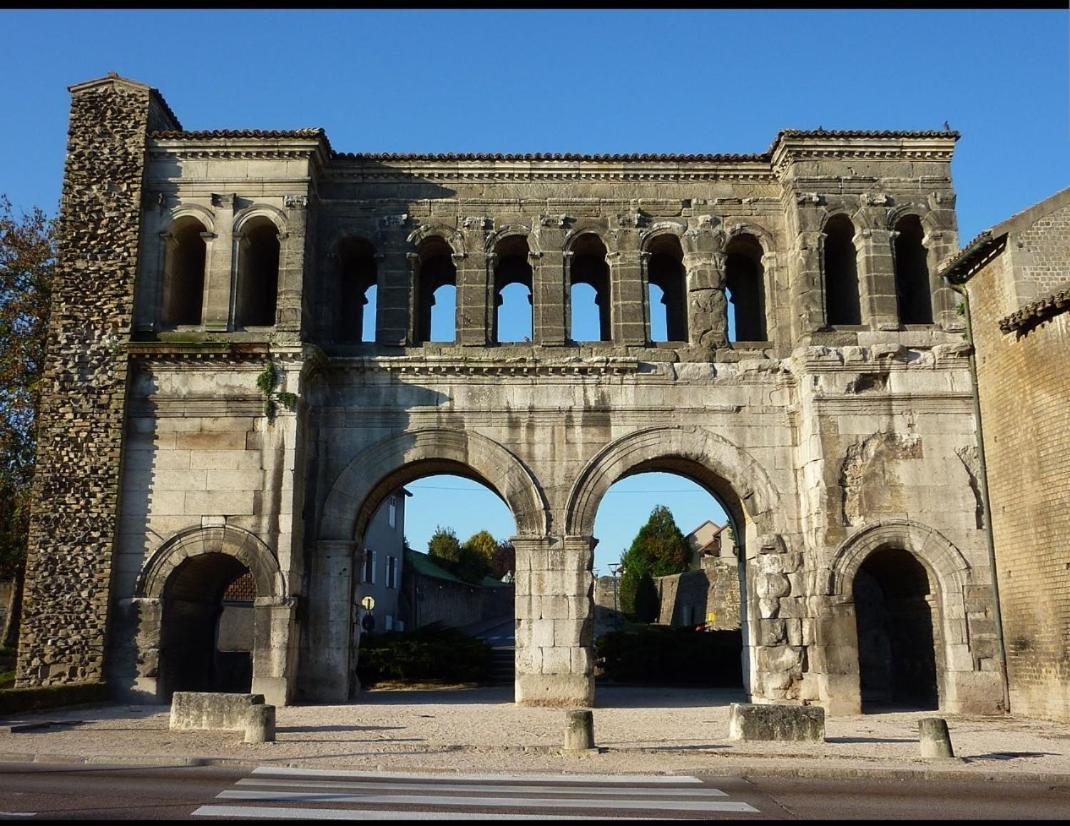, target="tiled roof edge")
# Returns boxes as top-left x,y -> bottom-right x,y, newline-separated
938,230 -> 1003,283
999,286 -> 1070,335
